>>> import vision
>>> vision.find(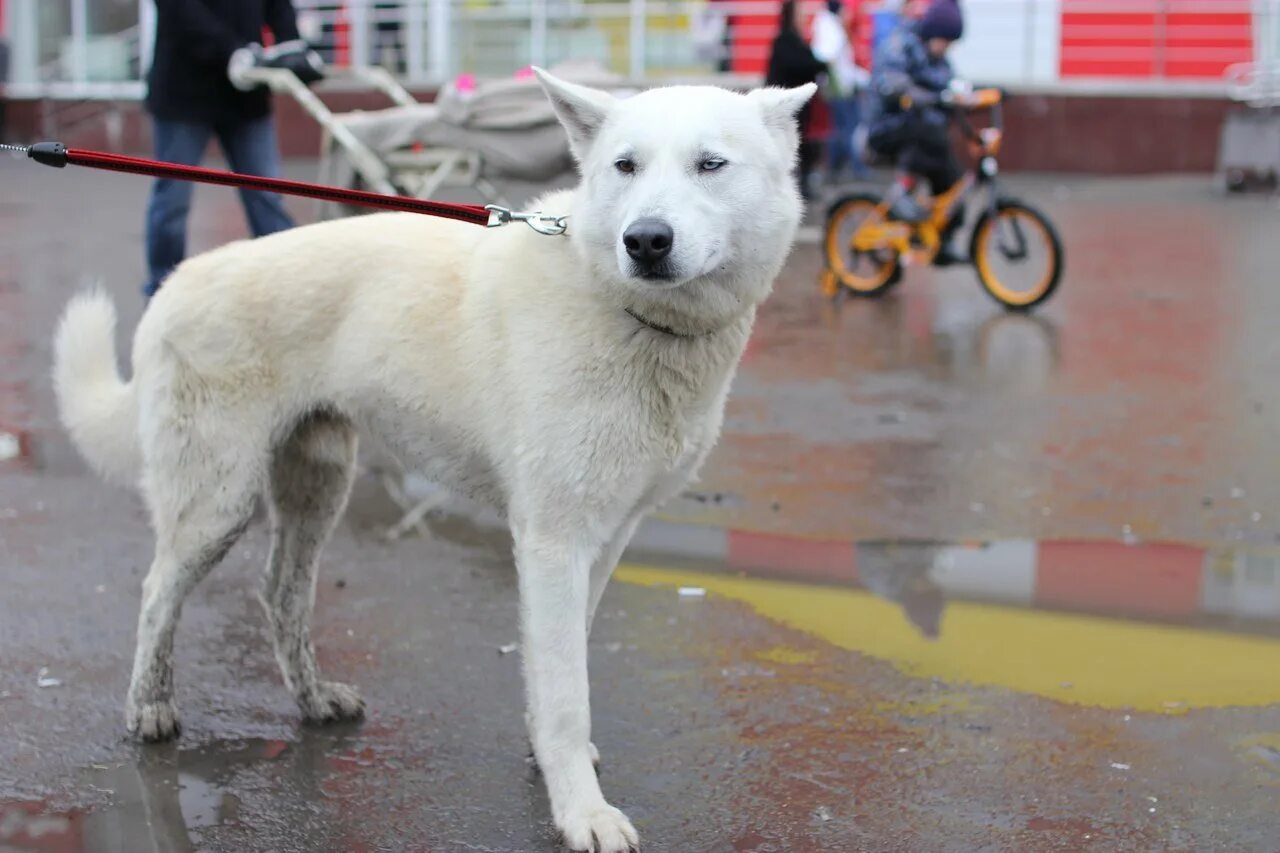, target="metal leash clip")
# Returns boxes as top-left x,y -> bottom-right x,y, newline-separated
485,205 -> 569,236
